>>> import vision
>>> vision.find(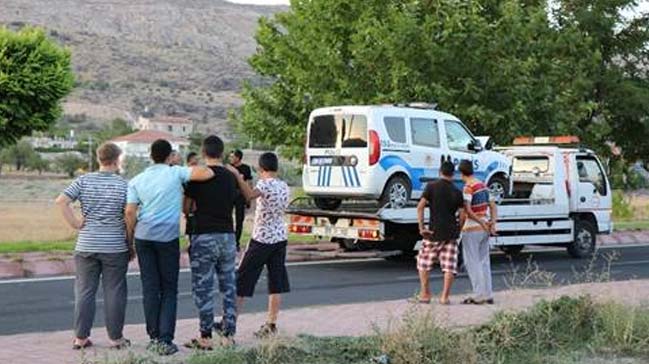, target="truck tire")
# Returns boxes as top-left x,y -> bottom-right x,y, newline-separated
380,175 -> 411,208
567,220 -> 596,259
487,175 -> 509,201
314,198 -> 342,211
499,245 -> 524,256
